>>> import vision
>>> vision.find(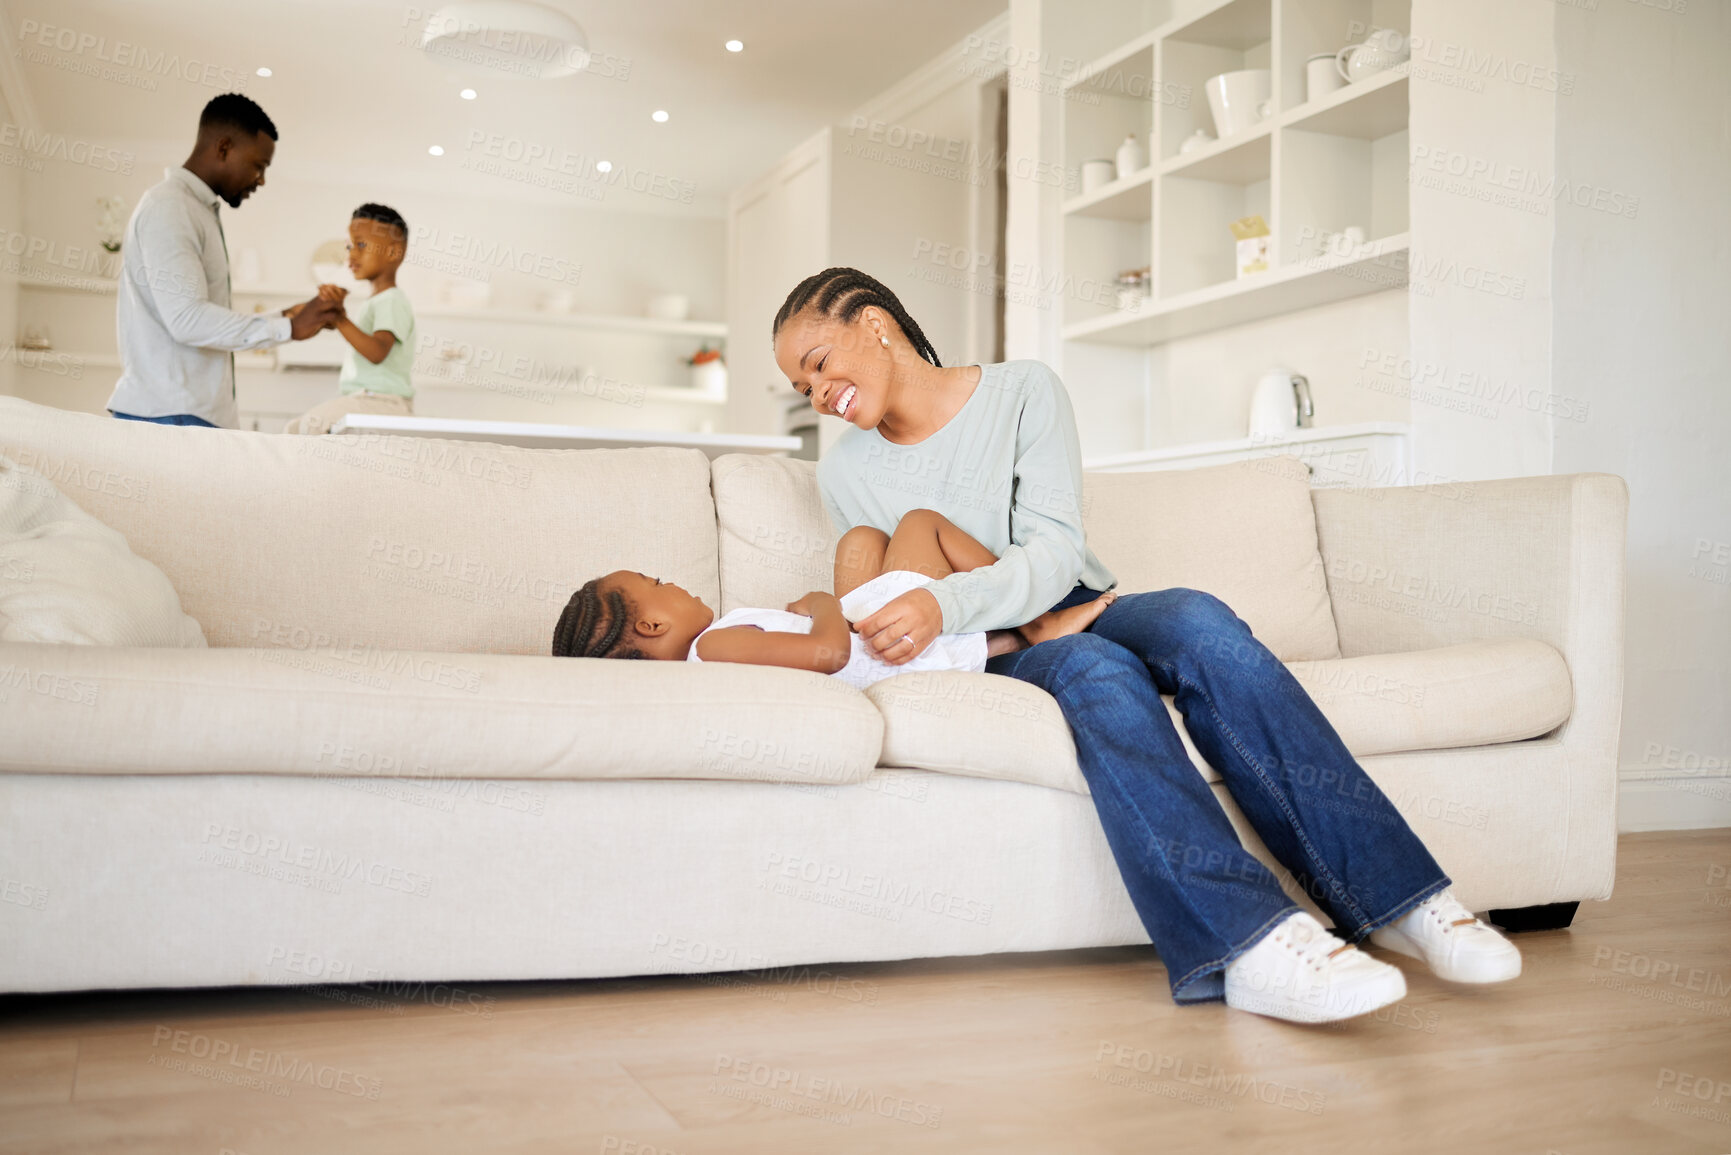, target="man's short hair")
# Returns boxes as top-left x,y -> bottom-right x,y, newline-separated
200,93 -> 277,141
352,203 -> 409,241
